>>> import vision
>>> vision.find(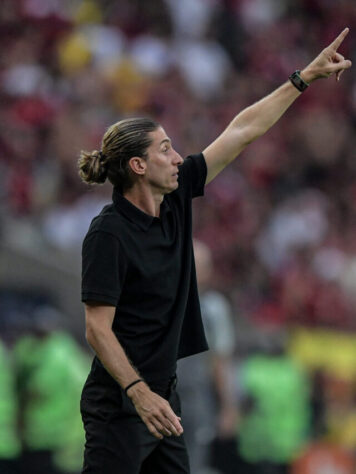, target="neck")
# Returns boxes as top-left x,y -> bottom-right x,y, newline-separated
123,184 -> 164,217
